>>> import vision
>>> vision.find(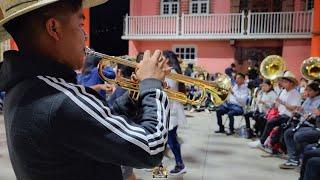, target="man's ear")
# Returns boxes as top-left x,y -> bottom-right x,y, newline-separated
45,18 -> 62,41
